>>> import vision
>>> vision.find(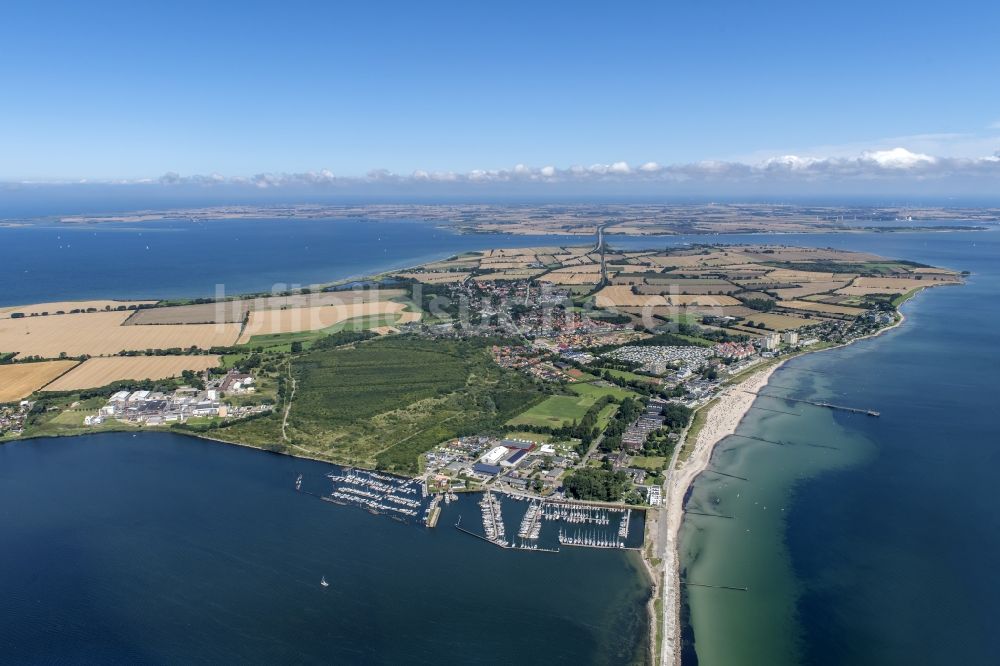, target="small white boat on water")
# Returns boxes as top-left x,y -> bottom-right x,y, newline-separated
320,576 -> 329,588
